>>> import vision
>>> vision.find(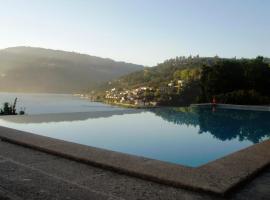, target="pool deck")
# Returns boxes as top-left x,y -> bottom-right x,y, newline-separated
0,126 -> 270,199
1,134 -> 270,199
